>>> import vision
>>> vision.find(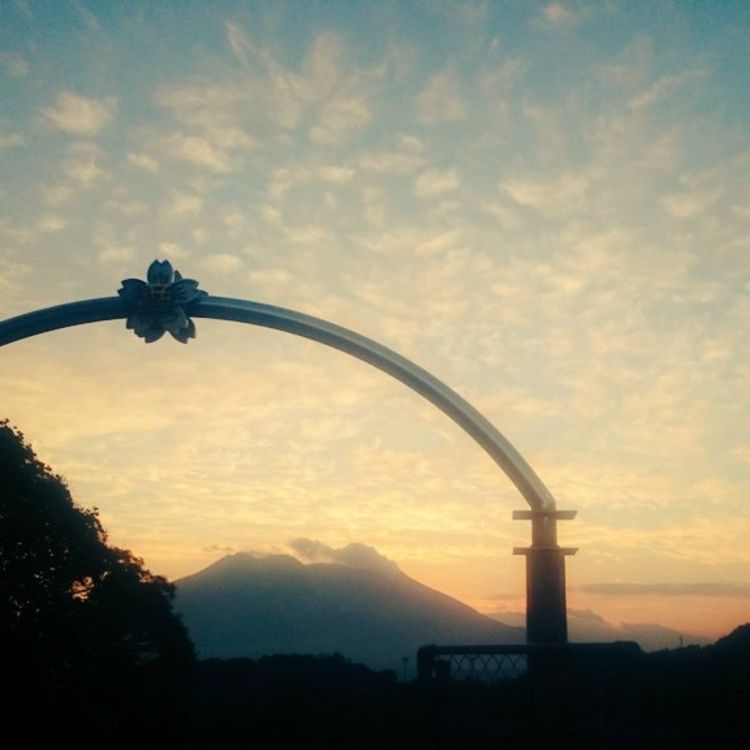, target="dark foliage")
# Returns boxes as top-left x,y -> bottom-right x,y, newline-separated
0,420 -> 194,743
641,624 -> 750,743
195,655 -> 393,746
185,637 -> 750,749
3,421 -> 749,747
